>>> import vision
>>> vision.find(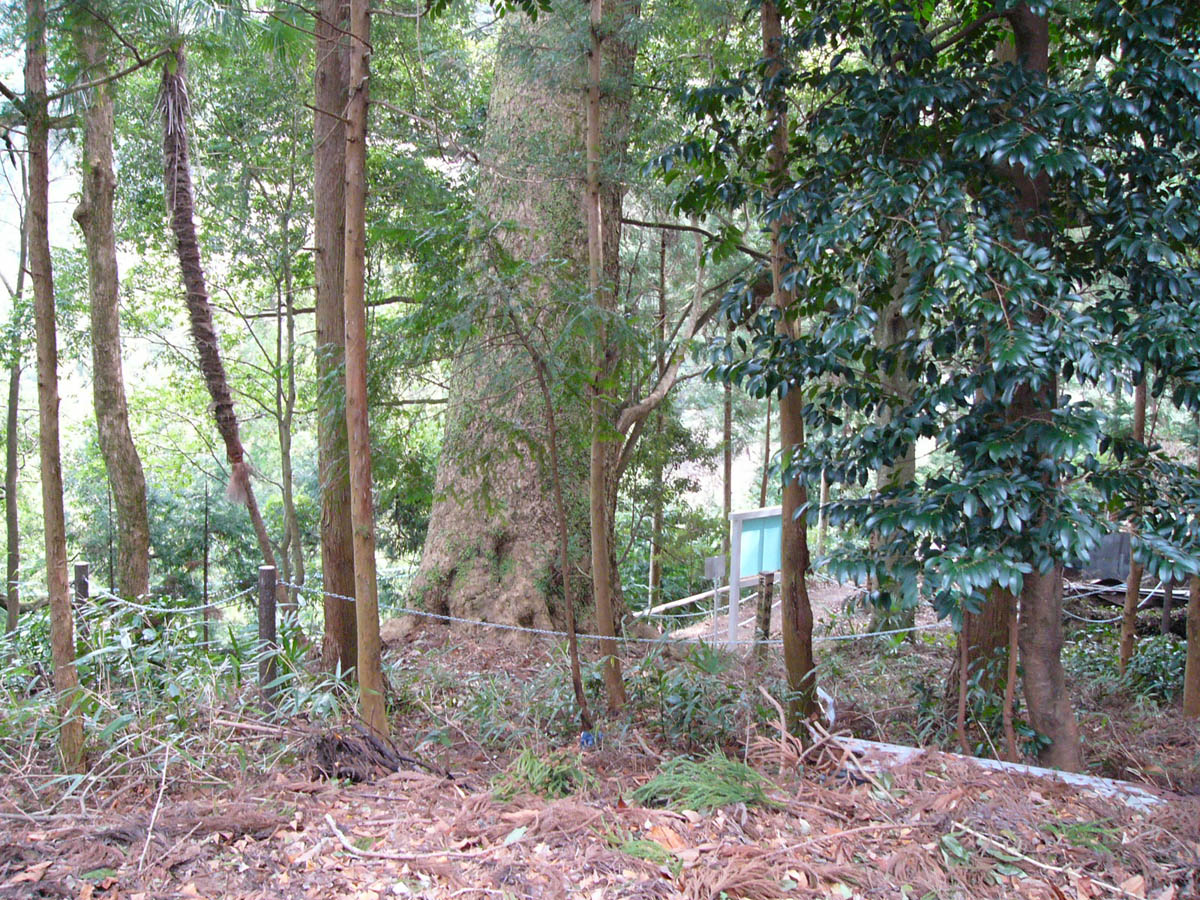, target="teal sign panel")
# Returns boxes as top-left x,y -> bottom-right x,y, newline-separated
740,515 -> 781,578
